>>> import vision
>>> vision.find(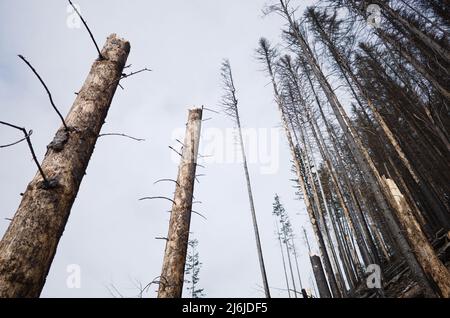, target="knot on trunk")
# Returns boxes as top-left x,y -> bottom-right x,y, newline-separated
47,129 -> 69,152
